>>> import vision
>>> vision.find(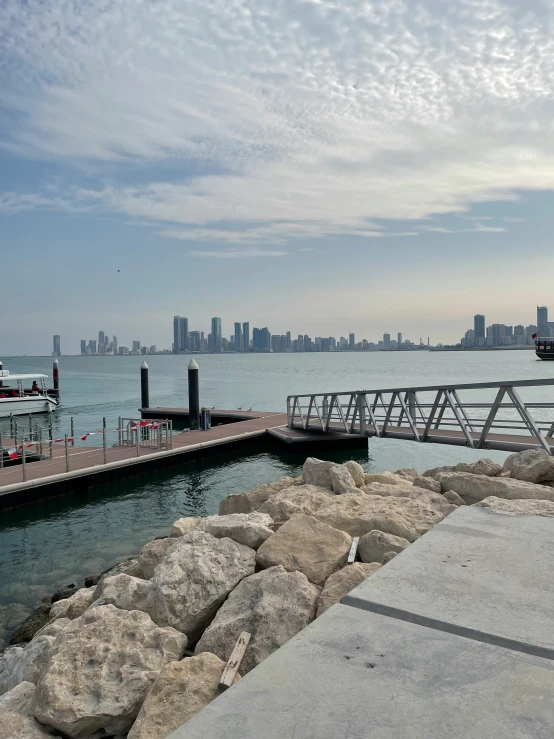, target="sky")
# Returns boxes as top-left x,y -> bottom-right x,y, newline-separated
1,0 -> 554,354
